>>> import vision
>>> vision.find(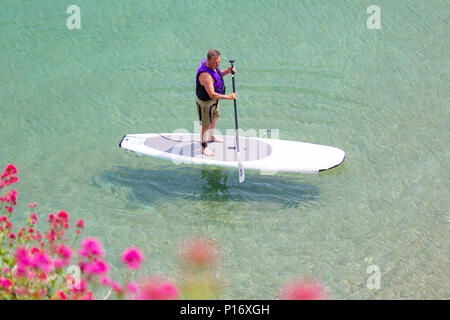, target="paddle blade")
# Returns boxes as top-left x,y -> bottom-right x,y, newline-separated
238,163 -> 245,183
237,152 -> 245,183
